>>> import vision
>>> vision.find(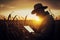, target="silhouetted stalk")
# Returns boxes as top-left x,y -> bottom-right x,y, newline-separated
21,16 -> 24,20
8,13 -> 11,20
8,11 -> 14,20
24,15 -> 28,25
13,15 -> 17,20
